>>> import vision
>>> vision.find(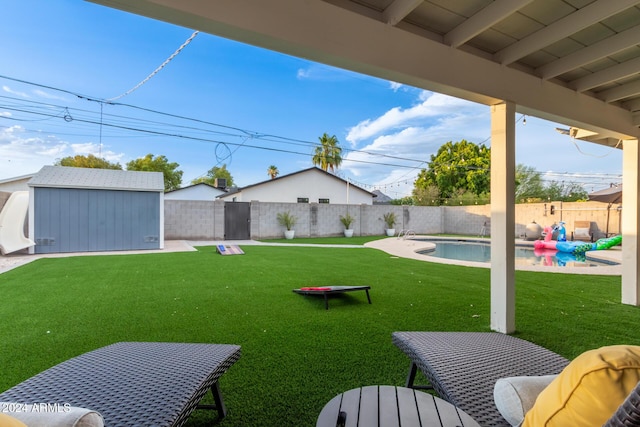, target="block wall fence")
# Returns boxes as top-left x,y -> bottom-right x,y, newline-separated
0,192 -> 620,245
164,200 -> 621,240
